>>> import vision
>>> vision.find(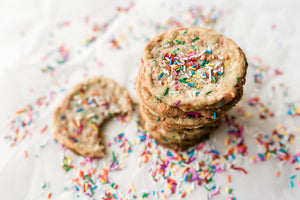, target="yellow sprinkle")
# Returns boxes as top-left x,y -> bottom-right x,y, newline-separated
225,136 -> 230,146
189,67 -> 197,70
106,186 -> 110,191
273,135 -> 281,141
282,131 -> 288,136
226,187 -> 229,193
91,123 -> 98,131
197,85 -> 200,89
186,186 -> 191,193
212,55 -> 215,59
220,158 -> 226,162
125,198 -> 128,200
266,152 -> 270,160
85,182 -> 88,191
277,124 -> 282,131
181,167 -> 188,175
250,156 -> 256,162
296,127 -> 300,133
168,39 -> 172,43
162,194 -> 166,199
164,81 -> 168,87
185,79 -> 191,82
167,183 -> 173,188
76,120 -> 81,127
119,162 -> 125,166
131,139 -> 139,144
122,153 -> 129,158
130,184 -> 136,193
224,59 -> 231,67
84,166 -> 88,170
206,63 -> 215,67
192,75 -> 201,78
